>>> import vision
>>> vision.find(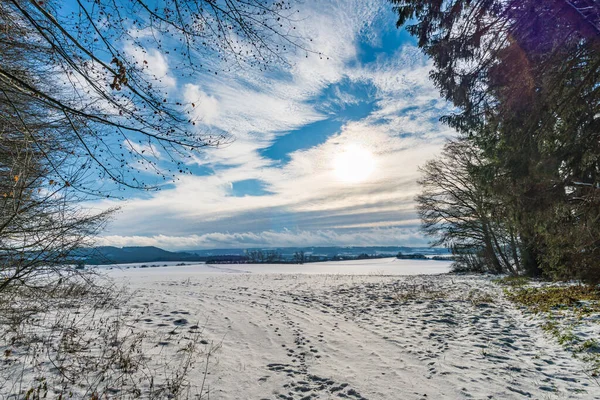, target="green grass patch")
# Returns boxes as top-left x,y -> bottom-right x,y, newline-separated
501,283 -> 600,377
504,285 -> 600,314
